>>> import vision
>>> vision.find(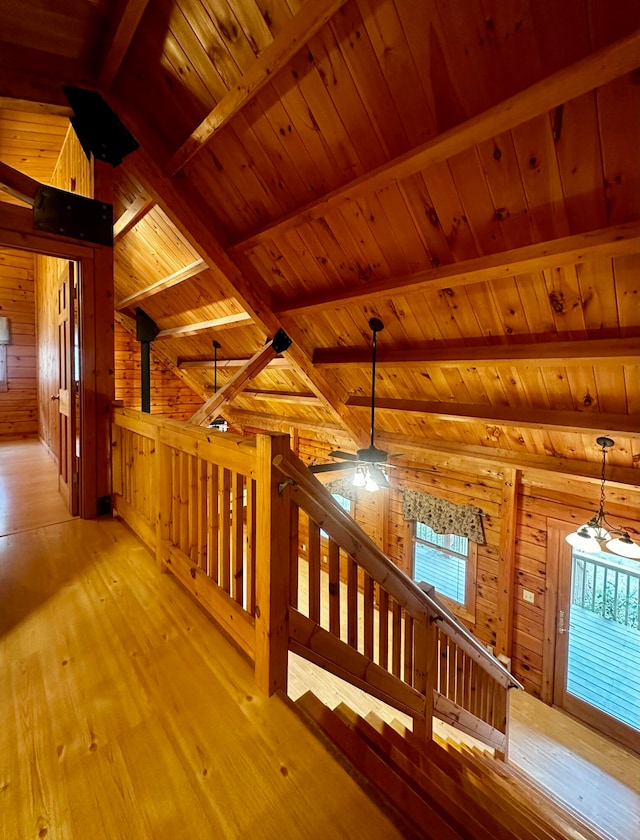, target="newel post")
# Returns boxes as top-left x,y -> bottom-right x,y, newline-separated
255,433 -> 291,696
